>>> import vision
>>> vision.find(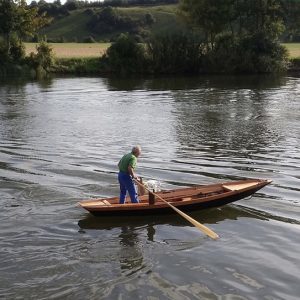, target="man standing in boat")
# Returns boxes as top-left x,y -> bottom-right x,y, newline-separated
118,145 -> 141,204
